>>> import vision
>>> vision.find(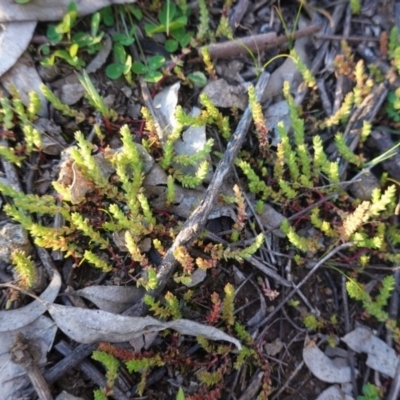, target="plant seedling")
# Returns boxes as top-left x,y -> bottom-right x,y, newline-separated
144,1 -> 192,53
41,2 -> 104,69
132,55 -> 165,83
77,70 -> 117,129
105,31 -> 135,82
